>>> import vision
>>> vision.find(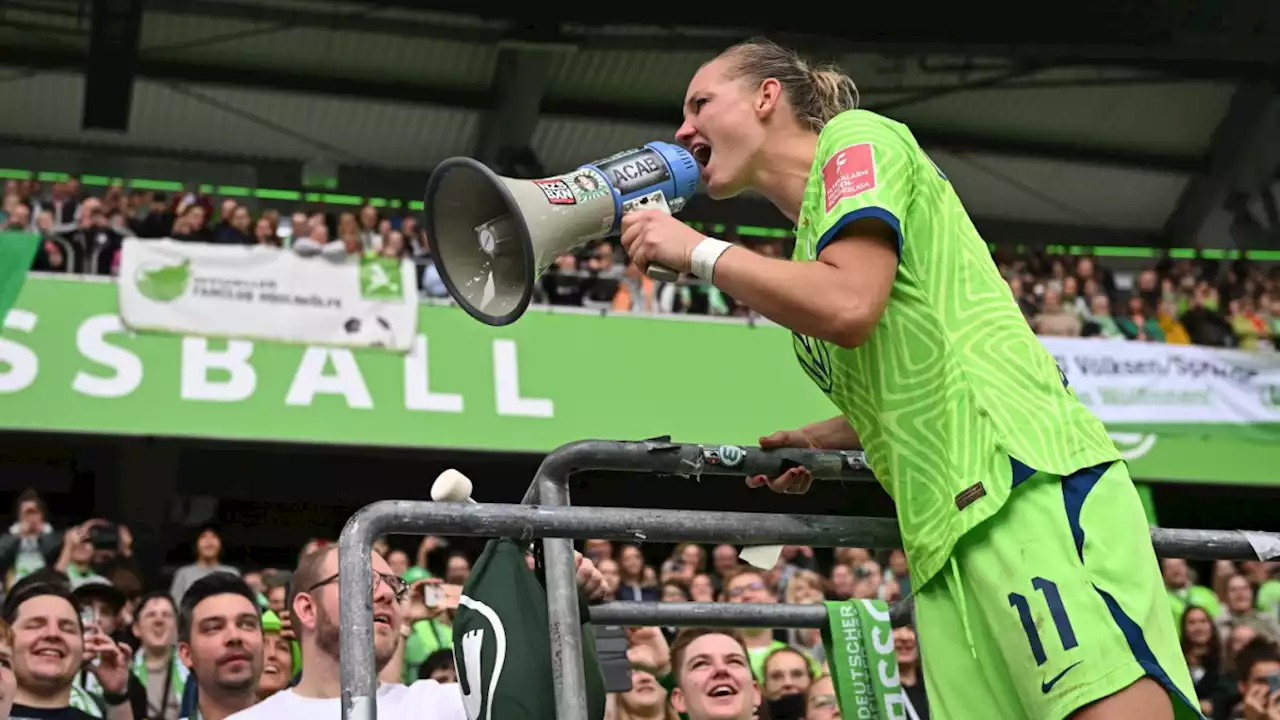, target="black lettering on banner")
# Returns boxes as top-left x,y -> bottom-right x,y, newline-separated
533,179 -> 576,205
597,148 -> 671,196
792,332 -> 834,394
